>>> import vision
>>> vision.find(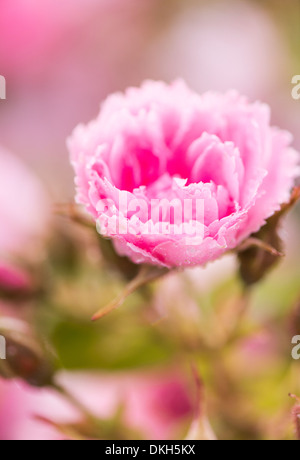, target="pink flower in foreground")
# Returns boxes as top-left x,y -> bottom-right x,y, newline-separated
69,80 -> 299,268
